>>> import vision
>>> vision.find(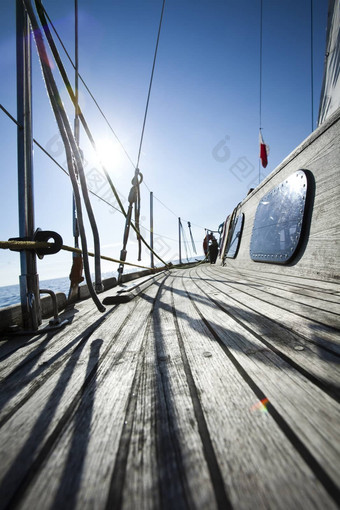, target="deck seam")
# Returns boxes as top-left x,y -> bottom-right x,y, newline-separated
202,266 -> 340,355
190,268 -> 340,403
205,266 -> 340,327
153,277 -> 192,510
0,298 -> 143,508
105,276 -> 168,510
182,271 -> 340,505
0,306 -> 119,429
214,264 -> 340,294
210,266 -> 340,309
170,279 -> 232,510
